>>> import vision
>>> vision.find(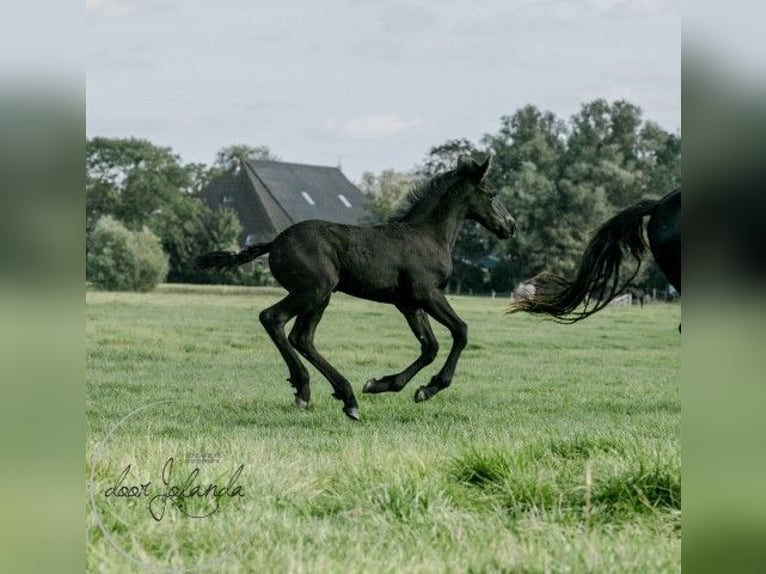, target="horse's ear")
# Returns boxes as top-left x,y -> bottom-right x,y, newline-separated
465,155 -> 491,184
457,155 -> 491,183
476,155 -> 491,180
